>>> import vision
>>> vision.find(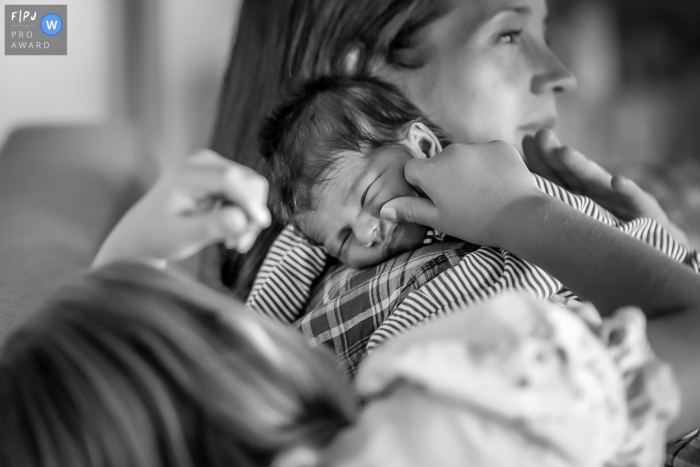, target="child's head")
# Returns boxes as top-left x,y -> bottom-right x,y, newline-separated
261,76 -> 445,268
0,263 -> 356,467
